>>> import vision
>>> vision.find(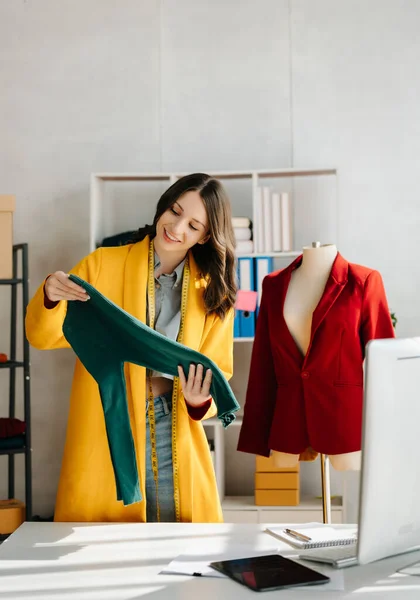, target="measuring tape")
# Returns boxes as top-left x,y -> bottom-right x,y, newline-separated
147,238 -> 190,522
